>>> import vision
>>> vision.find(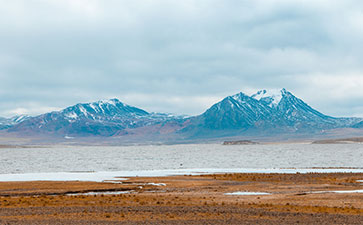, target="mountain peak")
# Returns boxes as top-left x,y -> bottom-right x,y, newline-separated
96,98 -> 124,106
251,88 -> 286,107
231,92 -> 249,102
